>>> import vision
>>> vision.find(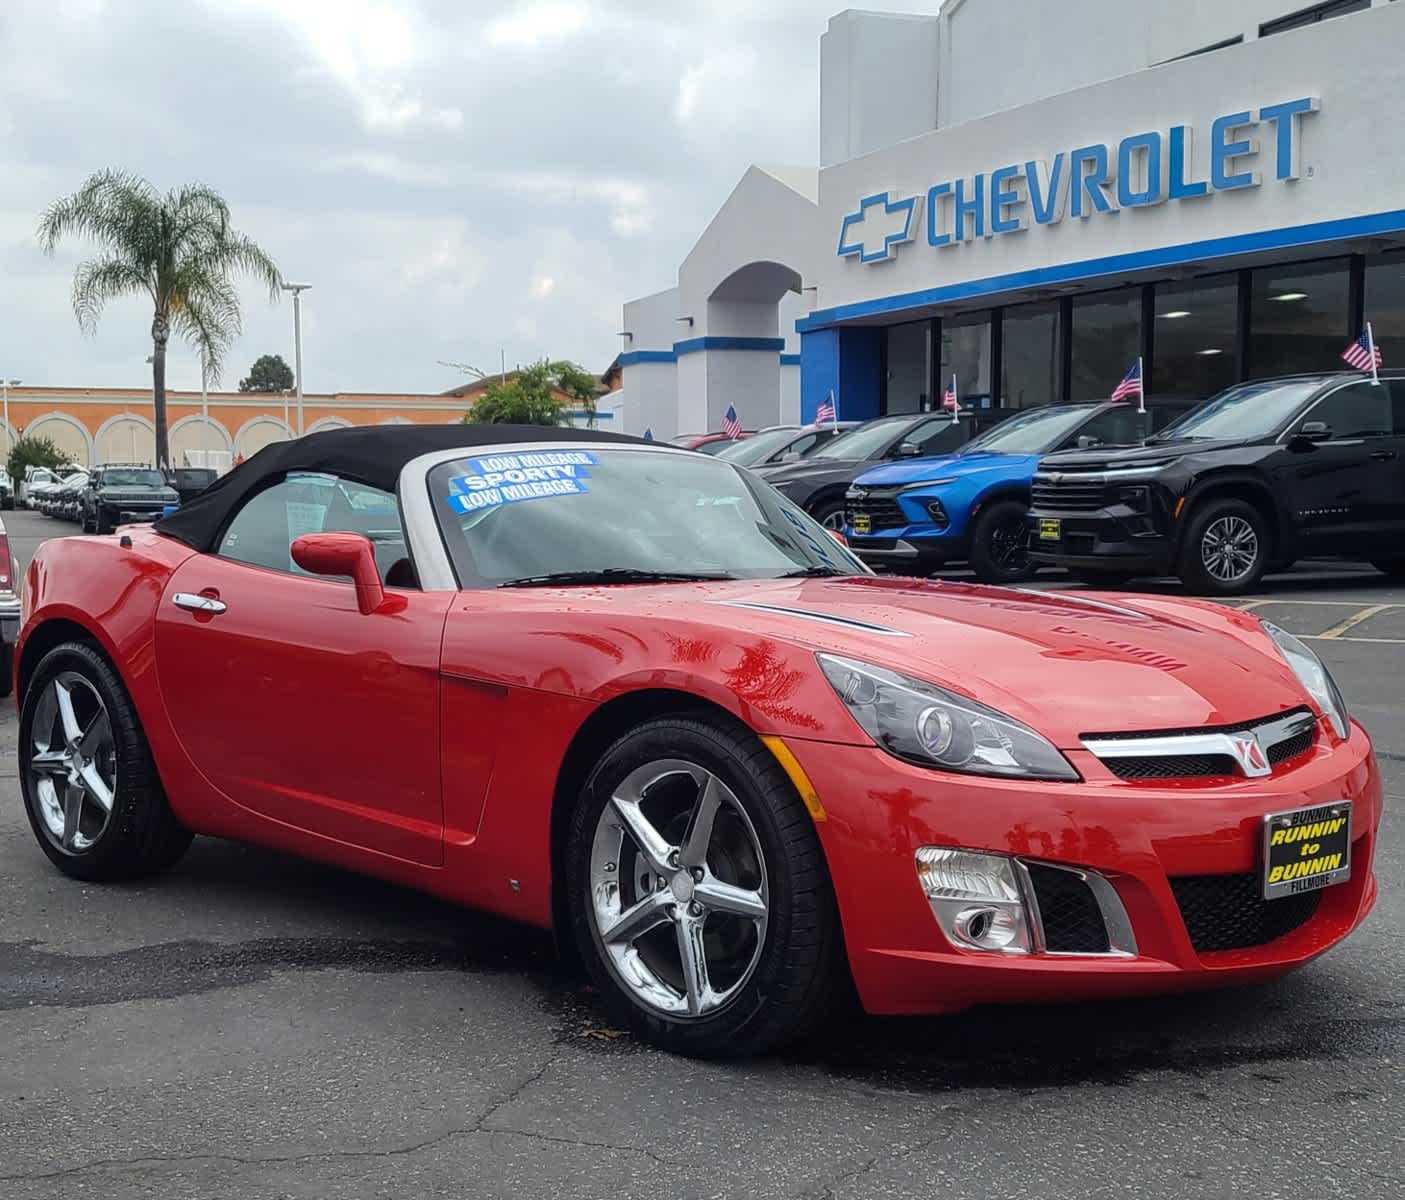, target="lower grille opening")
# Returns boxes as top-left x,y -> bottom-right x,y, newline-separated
1267,727 -> 1314,766
1169,872 -> 1321,952
1026,864 -> 1110,953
